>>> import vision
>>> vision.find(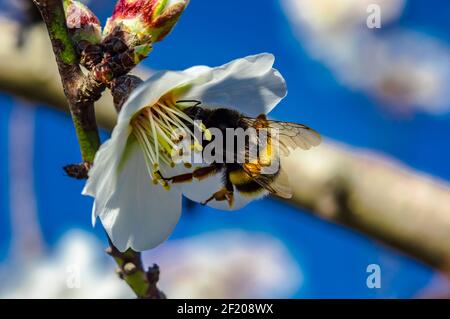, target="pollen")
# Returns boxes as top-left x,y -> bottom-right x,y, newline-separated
131,99 -> 206,187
